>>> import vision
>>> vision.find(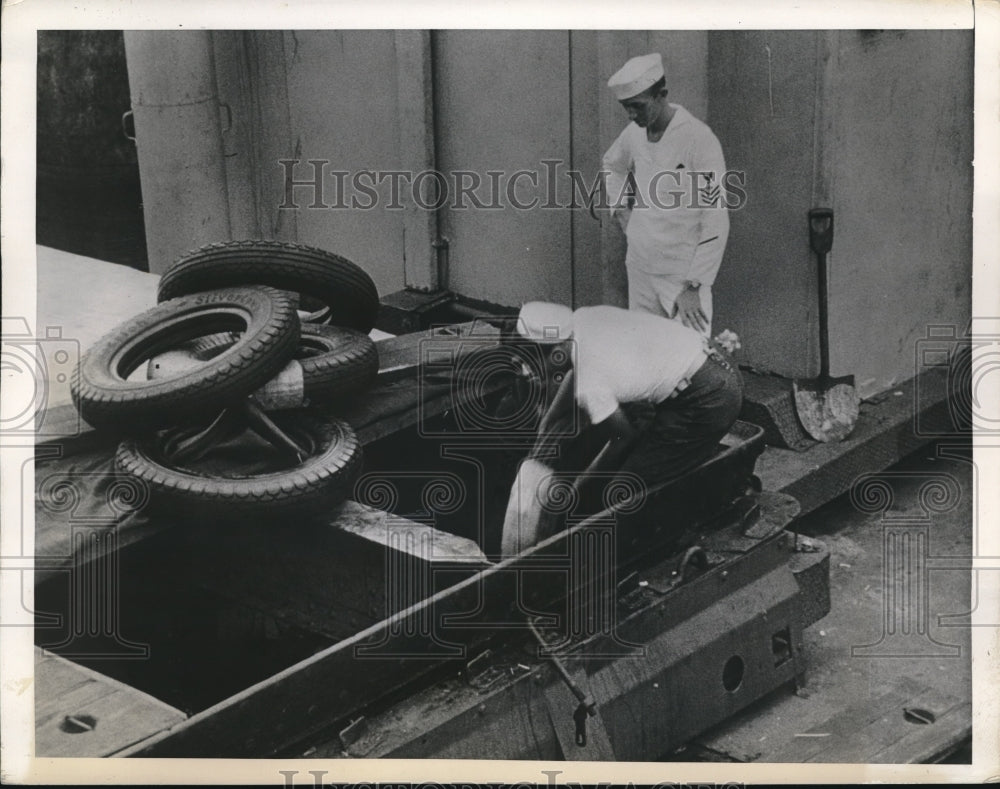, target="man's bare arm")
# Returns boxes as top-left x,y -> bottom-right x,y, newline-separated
573,407 -> 637,496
